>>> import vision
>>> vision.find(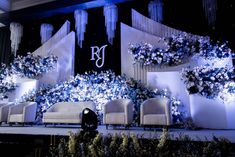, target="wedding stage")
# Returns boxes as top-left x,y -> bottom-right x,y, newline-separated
1,125 -> 235,143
